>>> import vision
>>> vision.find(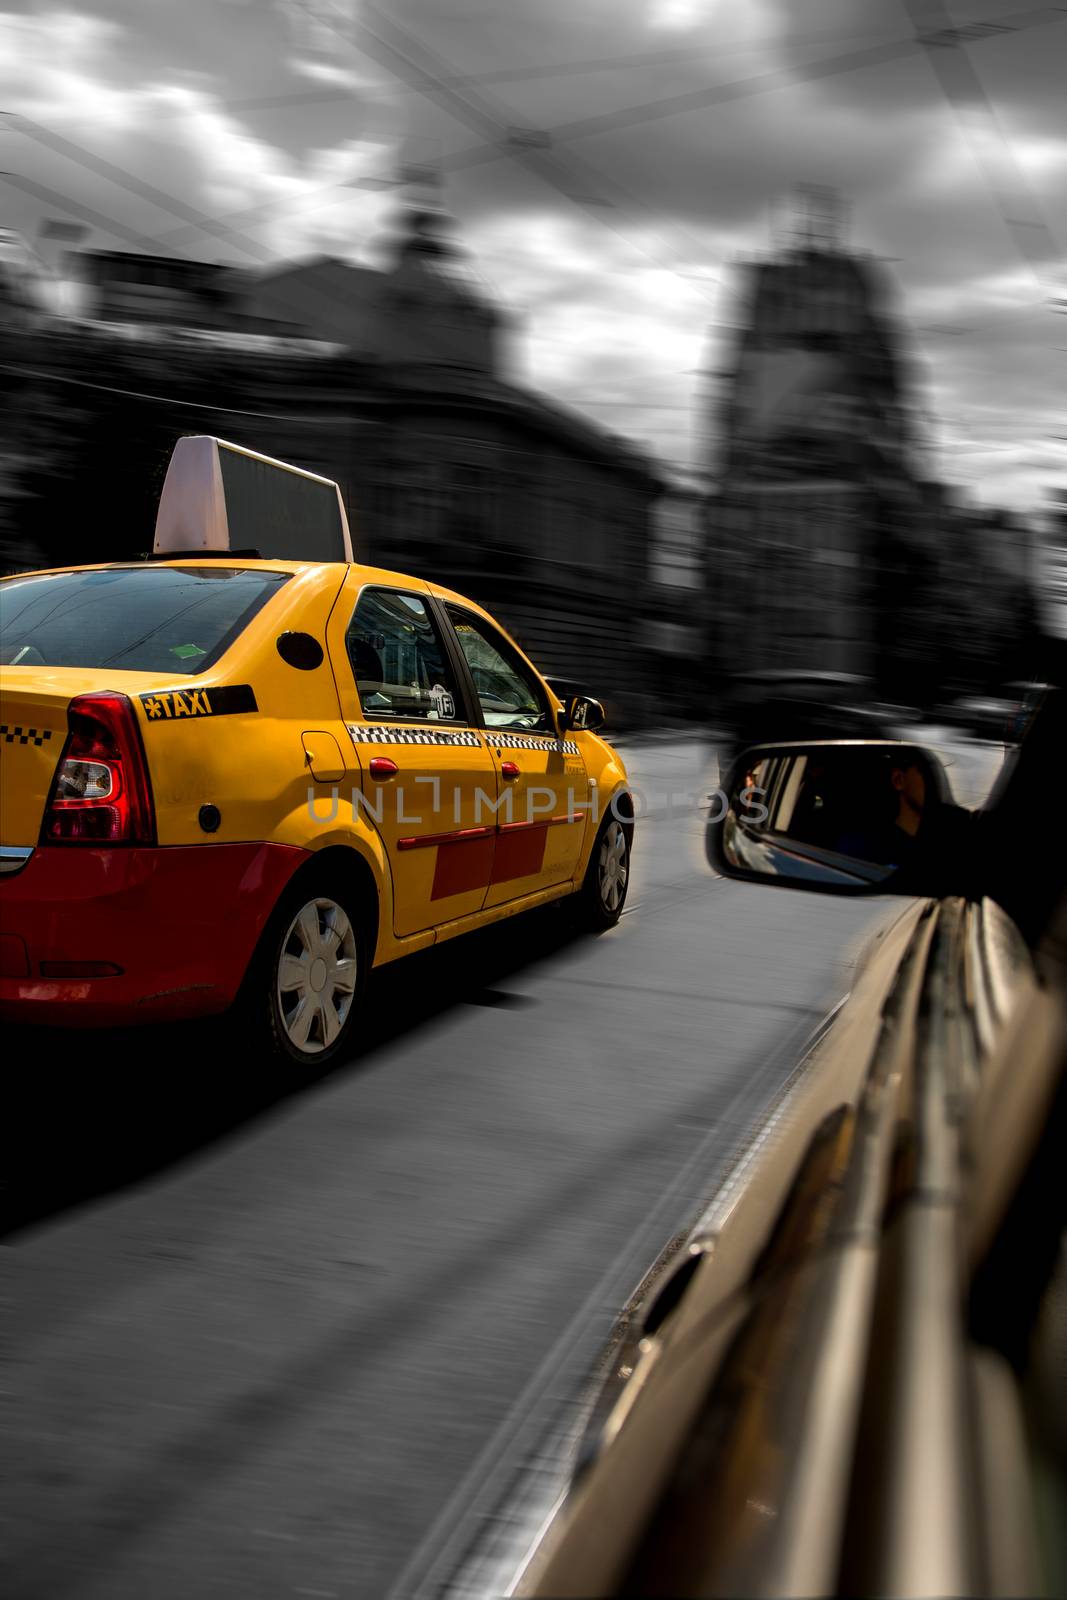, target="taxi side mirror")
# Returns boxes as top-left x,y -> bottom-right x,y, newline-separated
559,694 -> 605,735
